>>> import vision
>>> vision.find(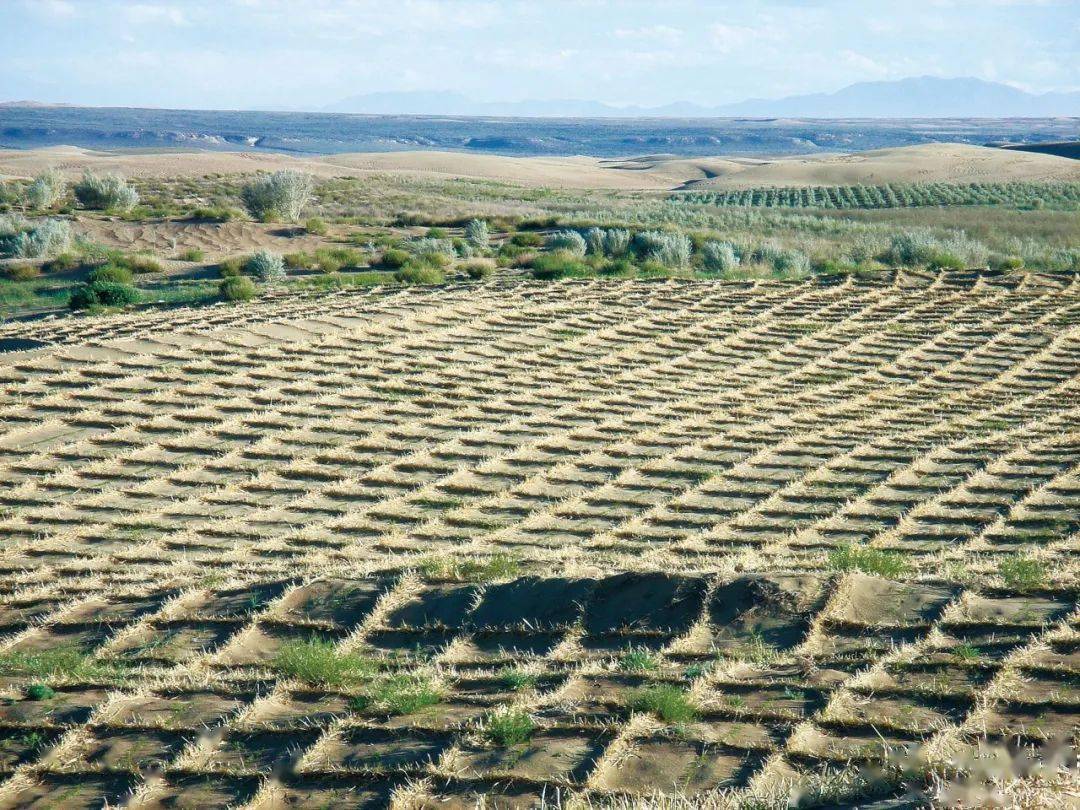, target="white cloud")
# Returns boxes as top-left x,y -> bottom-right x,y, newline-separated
708,23 -> 783,54
839,50 -> 891,78
125,4 -> 190,26
24,0 -> 77,19
614,25 -> 682,45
